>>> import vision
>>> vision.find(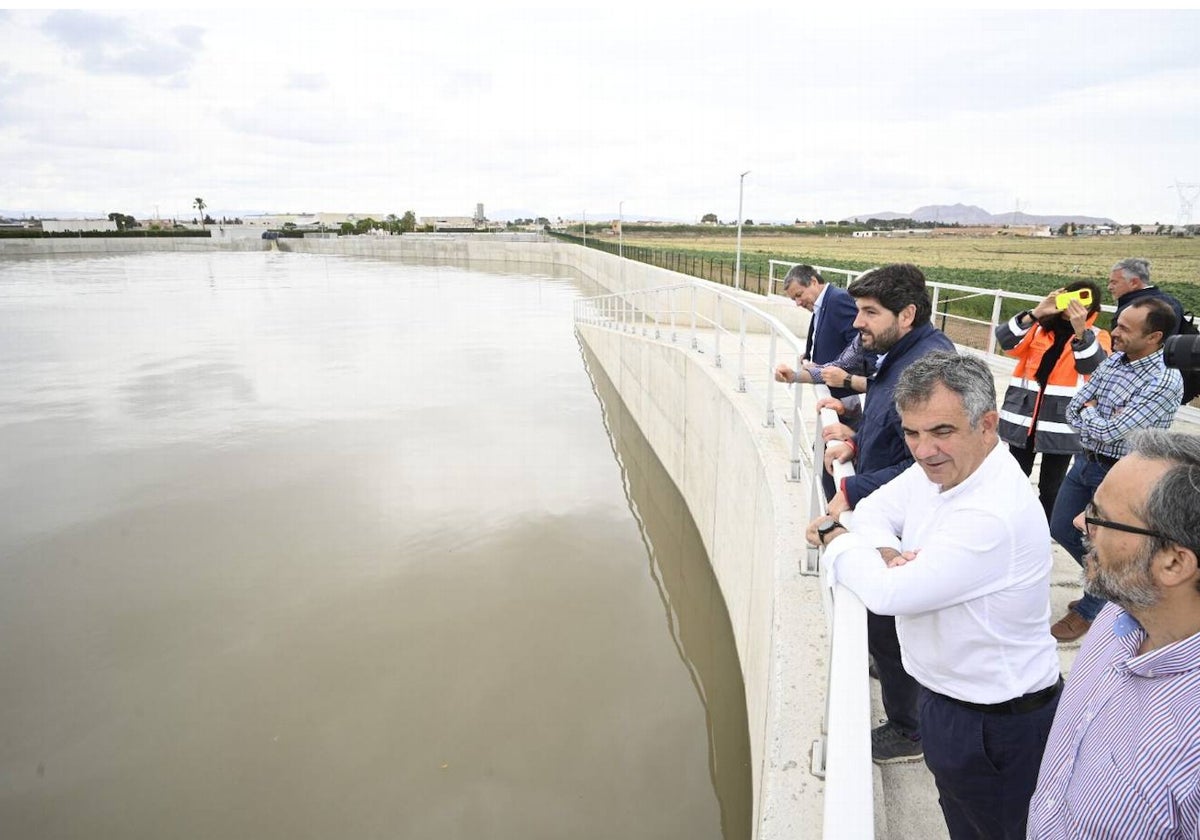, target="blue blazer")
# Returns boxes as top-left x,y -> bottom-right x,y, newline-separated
810,285 -> 861,365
